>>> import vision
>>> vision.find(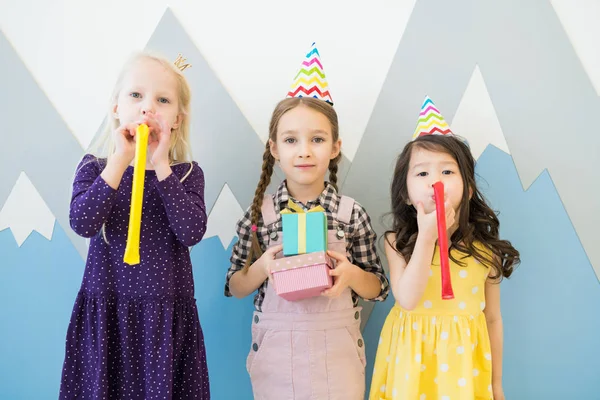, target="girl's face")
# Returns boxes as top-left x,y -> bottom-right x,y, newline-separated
113,58 -> 182,139
269,105 -> 341,189
406,147 -> 465,214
